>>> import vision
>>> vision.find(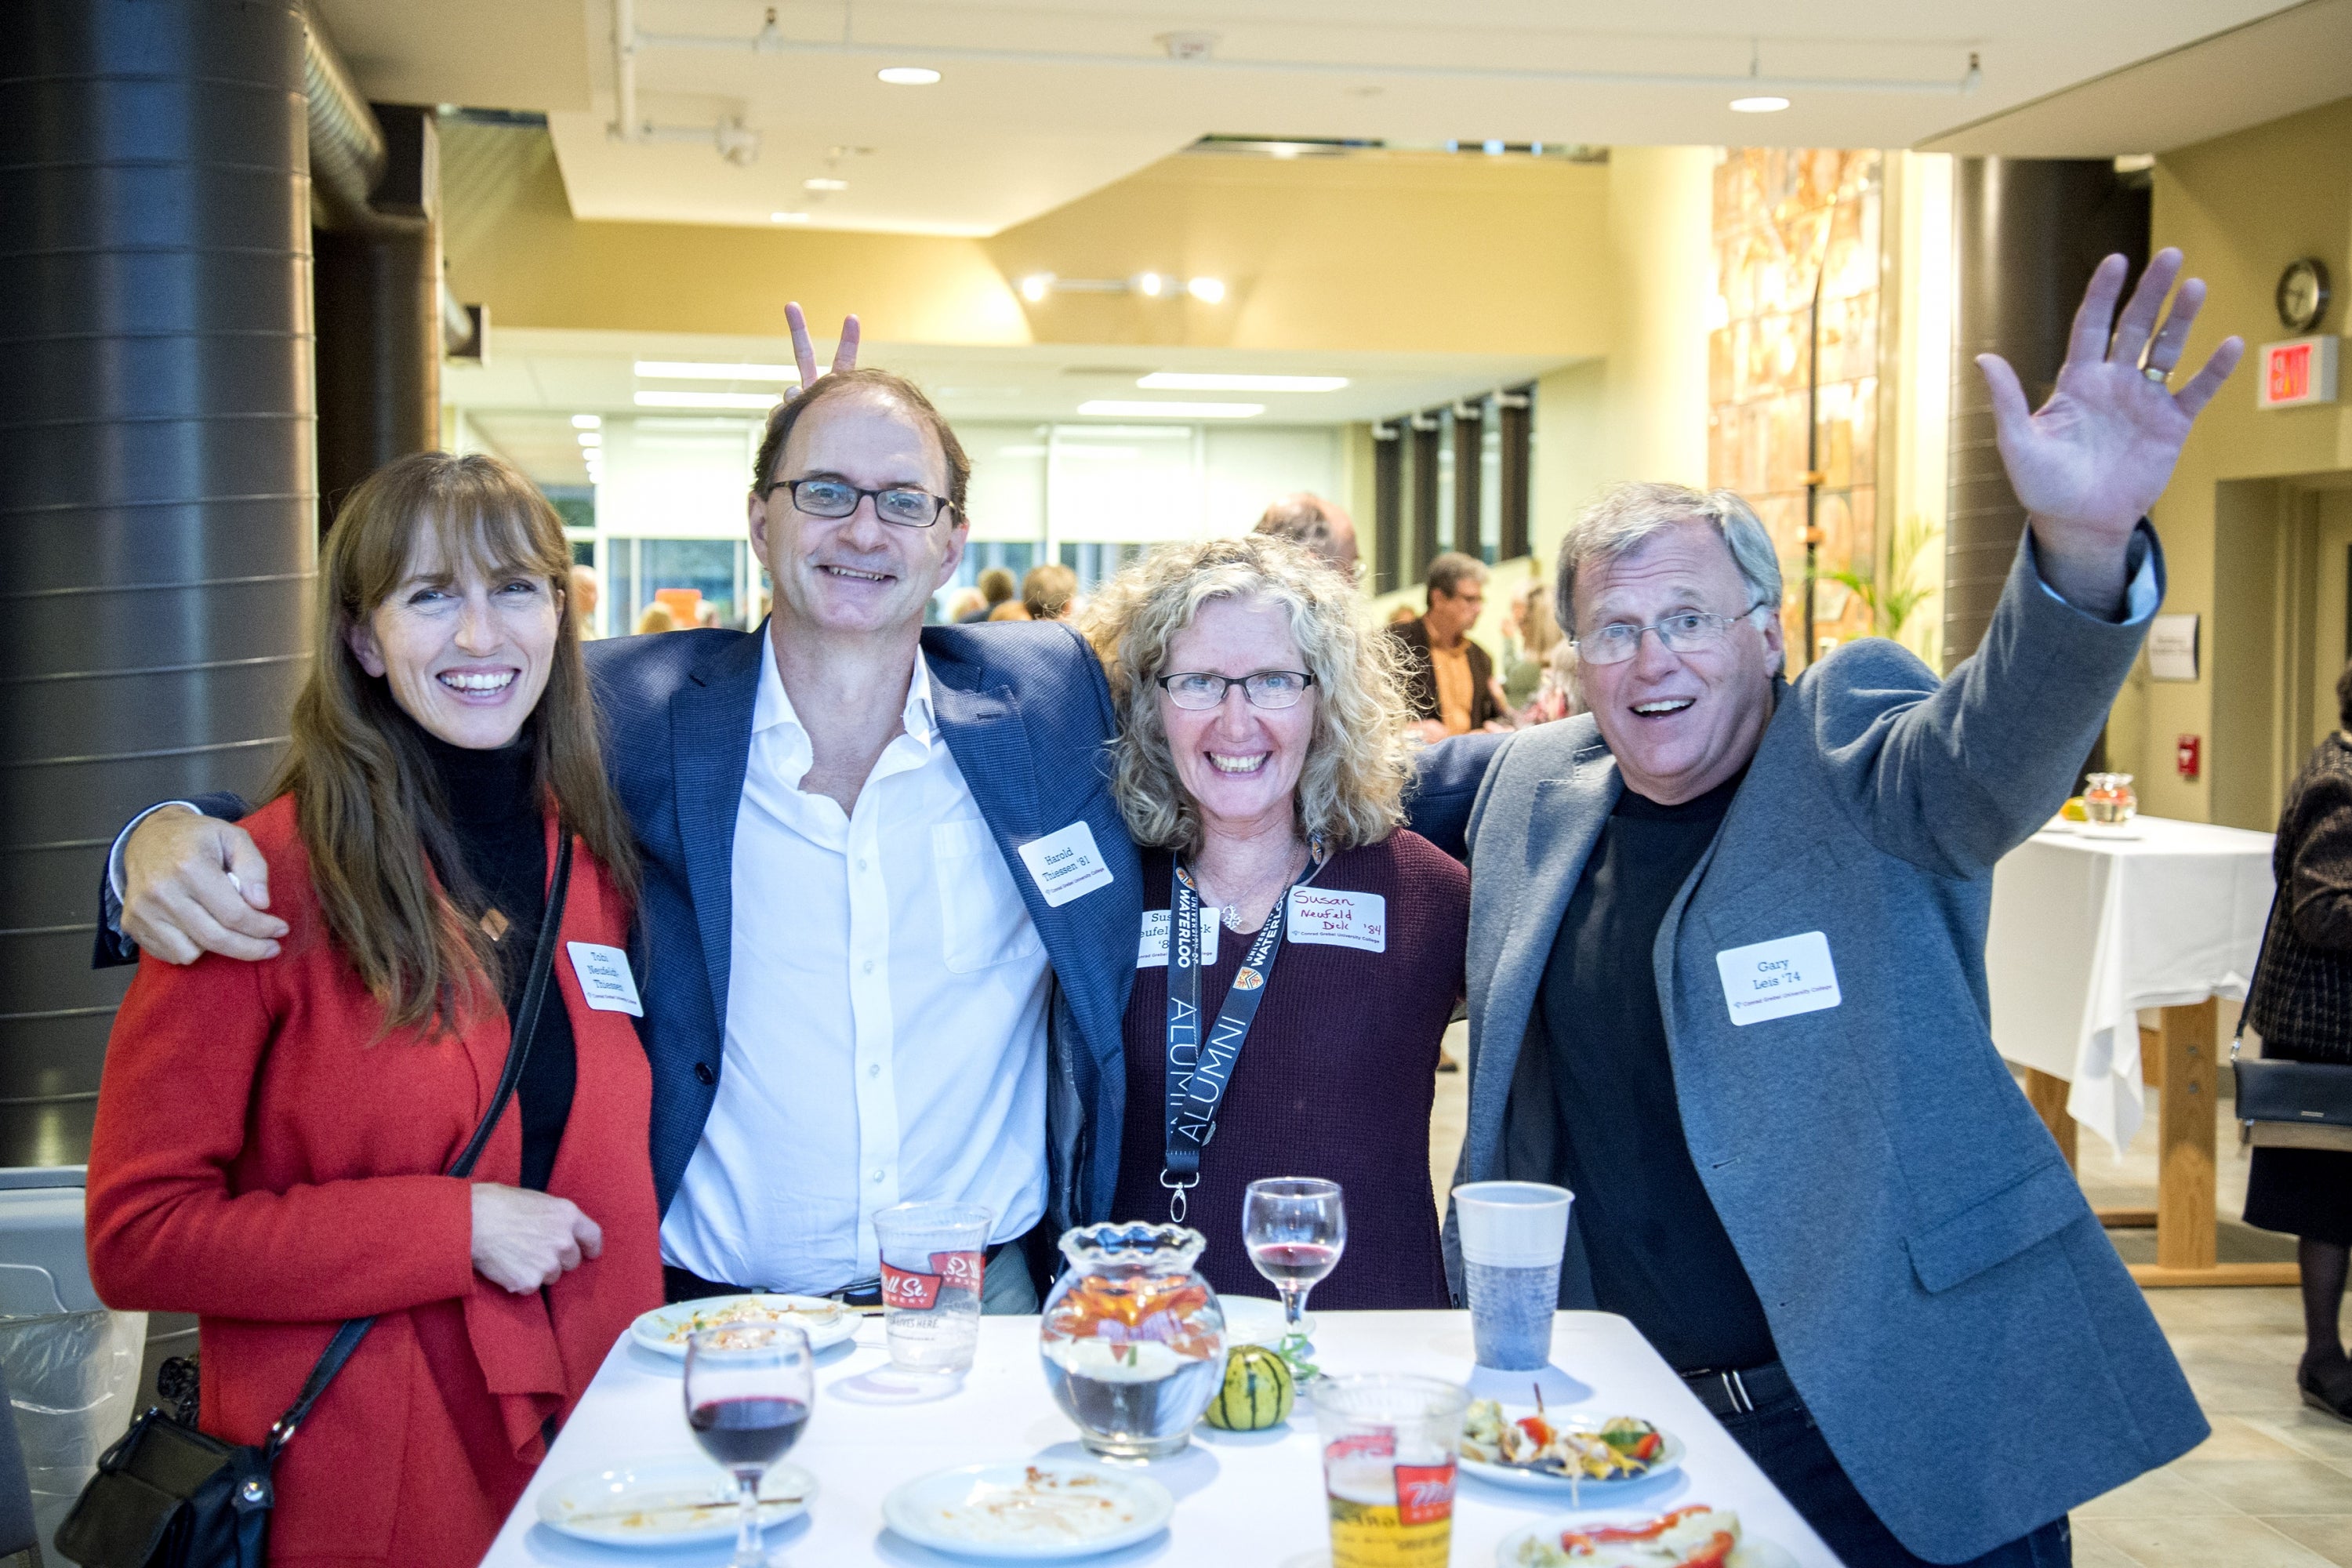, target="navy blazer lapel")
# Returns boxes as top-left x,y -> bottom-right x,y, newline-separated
670,631 -> 764,1035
